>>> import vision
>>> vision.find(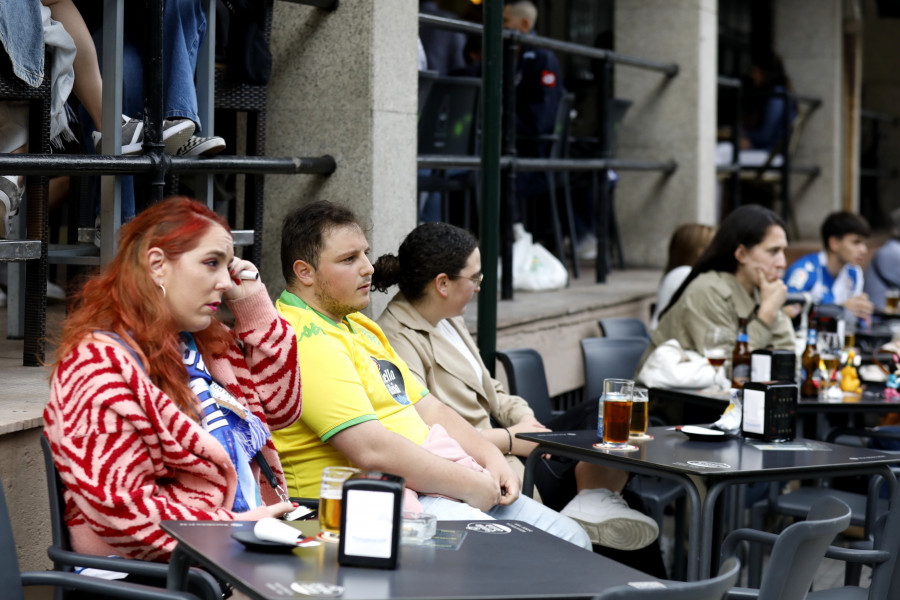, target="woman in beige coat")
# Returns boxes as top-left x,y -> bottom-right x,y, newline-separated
372,222 -> 658,553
